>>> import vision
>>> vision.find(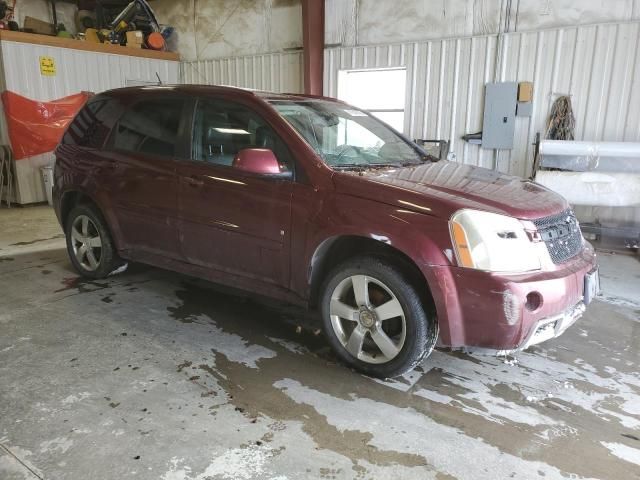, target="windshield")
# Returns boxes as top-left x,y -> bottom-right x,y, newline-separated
268,99 -> 426,169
